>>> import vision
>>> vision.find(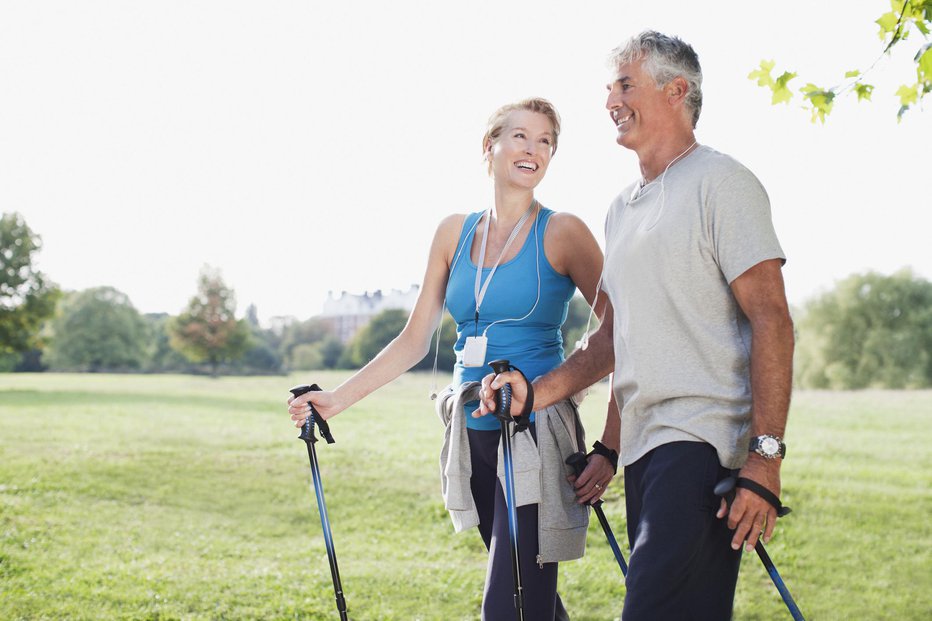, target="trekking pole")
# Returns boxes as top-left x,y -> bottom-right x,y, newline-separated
715,476 -> 805,621
488,359 -> 533,621
289,384 -> 348,621
565,452 -> 628,577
